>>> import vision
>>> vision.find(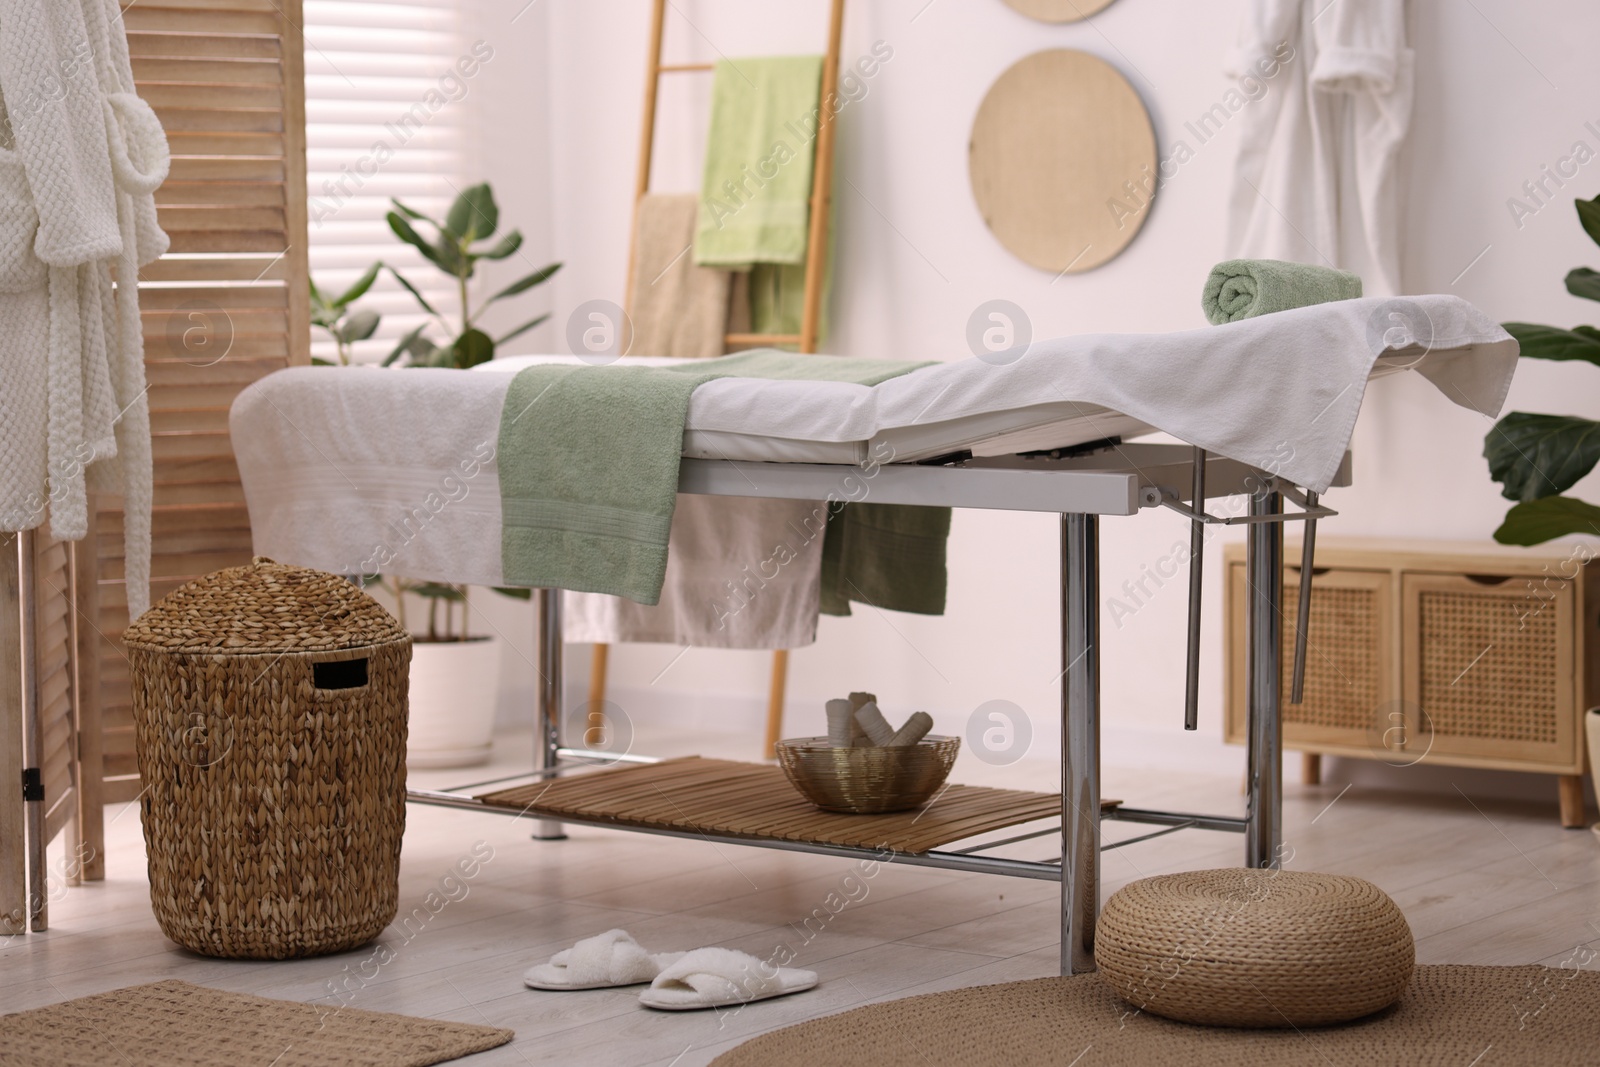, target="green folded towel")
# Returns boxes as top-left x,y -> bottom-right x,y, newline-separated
749,260 -> 829,348
819,503 -> 952,617
1202,259 -> 1363,324
695,56 -> 824,269
497,351 -> 929,604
